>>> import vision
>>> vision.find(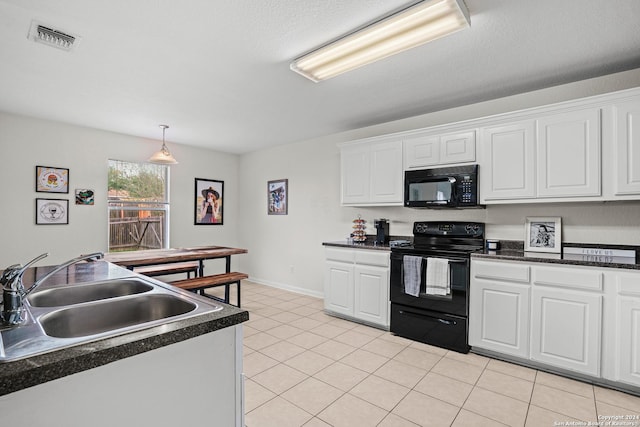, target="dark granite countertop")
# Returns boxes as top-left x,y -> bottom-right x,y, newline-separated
0,261 -> 248,396
473,241 -> 640,270
323,235 -> 412,251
